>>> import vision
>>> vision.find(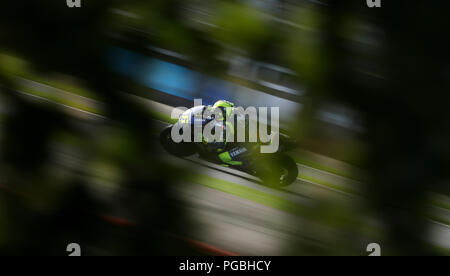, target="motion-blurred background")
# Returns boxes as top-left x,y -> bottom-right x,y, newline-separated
0,0 -> 449,255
